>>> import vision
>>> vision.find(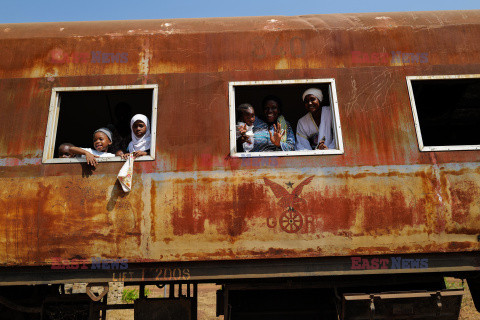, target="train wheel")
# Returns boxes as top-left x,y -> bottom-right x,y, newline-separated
280,209 -> 303,233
